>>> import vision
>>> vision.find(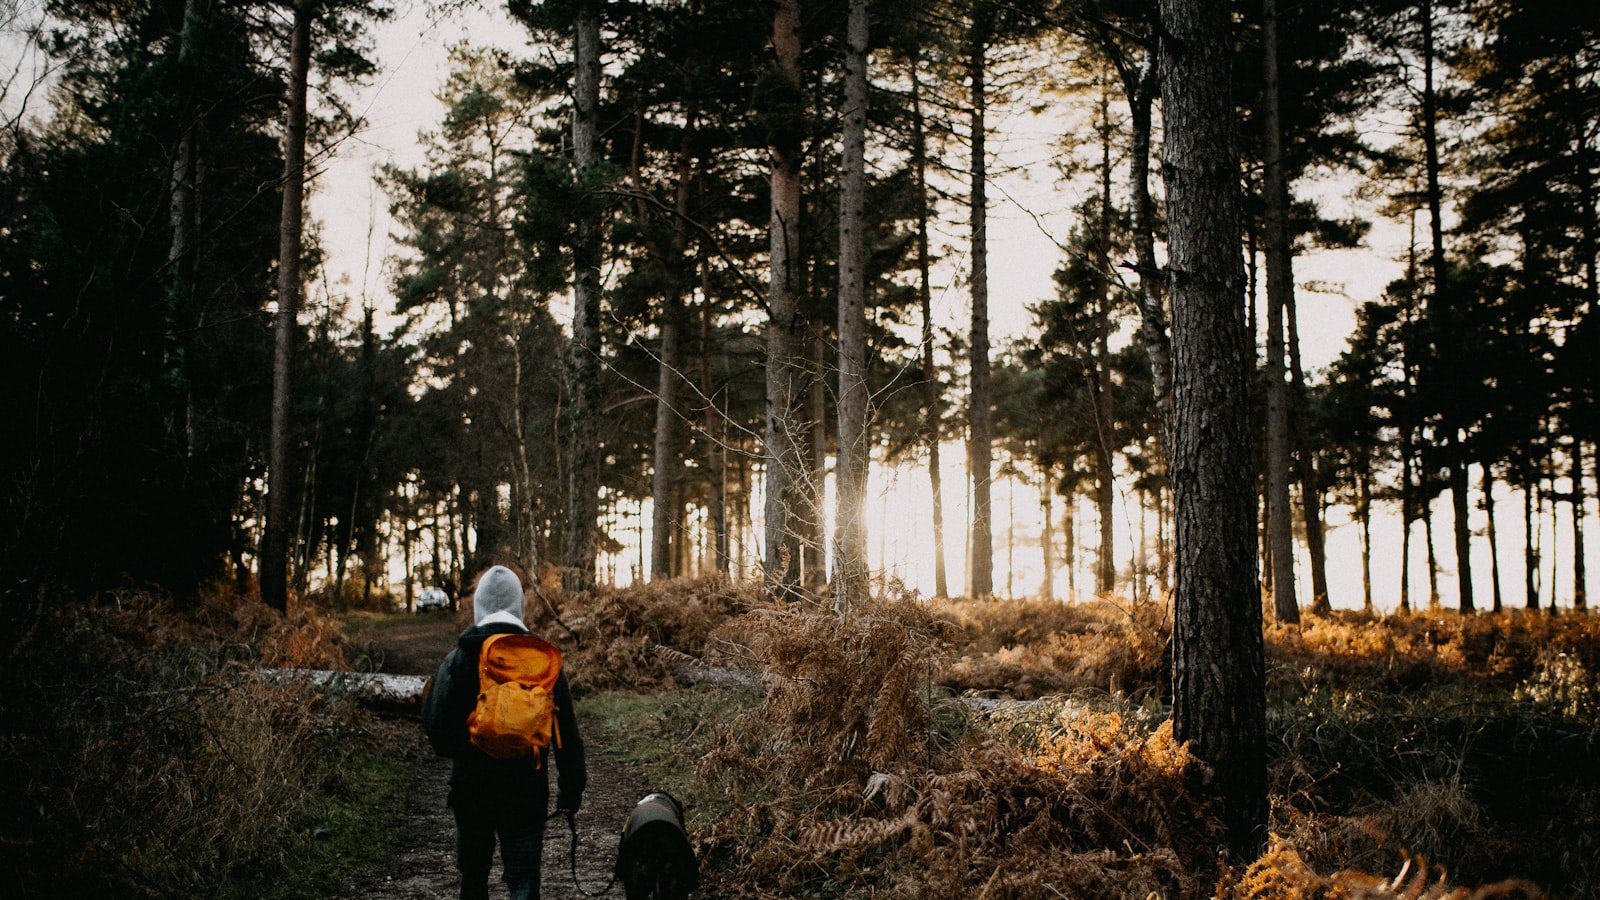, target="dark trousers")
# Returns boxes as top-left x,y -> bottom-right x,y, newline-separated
452,796 -> 545,900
